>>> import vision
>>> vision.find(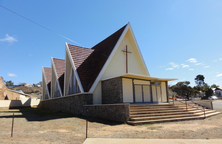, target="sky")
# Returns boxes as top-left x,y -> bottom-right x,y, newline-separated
1,0 -> 222,87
